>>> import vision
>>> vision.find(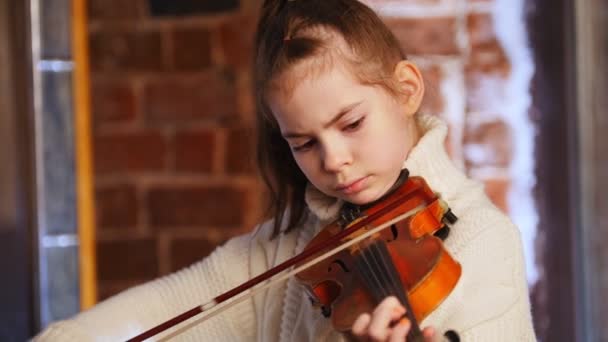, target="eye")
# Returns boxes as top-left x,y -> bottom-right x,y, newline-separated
292,139 -> 316,152
343,116 -> 365,132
